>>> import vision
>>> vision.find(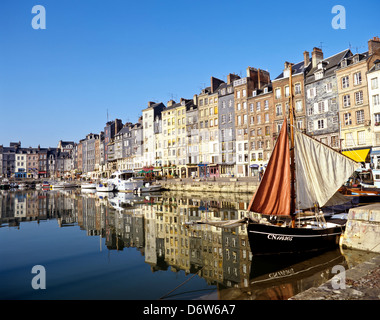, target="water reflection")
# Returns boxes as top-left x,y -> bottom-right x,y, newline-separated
0,189 -> 375,300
